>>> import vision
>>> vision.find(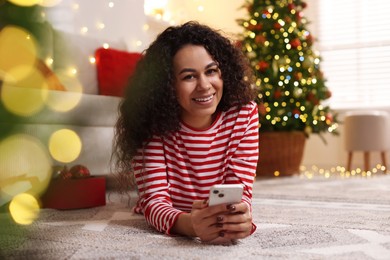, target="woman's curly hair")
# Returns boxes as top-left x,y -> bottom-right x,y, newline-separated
112,21 -> 255,188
